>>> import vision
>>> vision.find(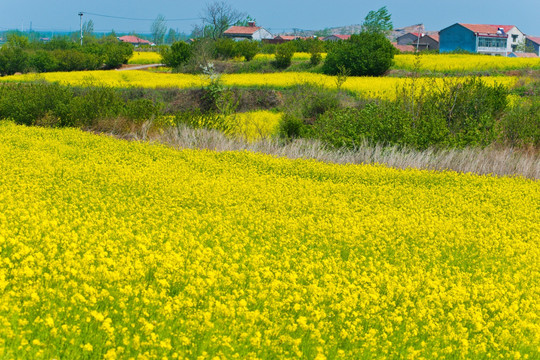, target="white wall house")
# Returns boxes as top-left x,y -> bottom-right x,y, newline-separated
223,22 -> 273,41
